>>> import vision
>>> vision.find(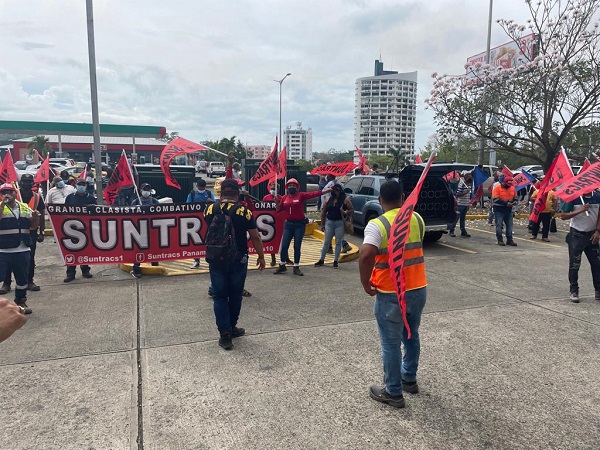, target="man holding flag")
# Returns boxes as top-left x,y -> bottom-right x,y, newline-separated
359,180 -> 427,408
